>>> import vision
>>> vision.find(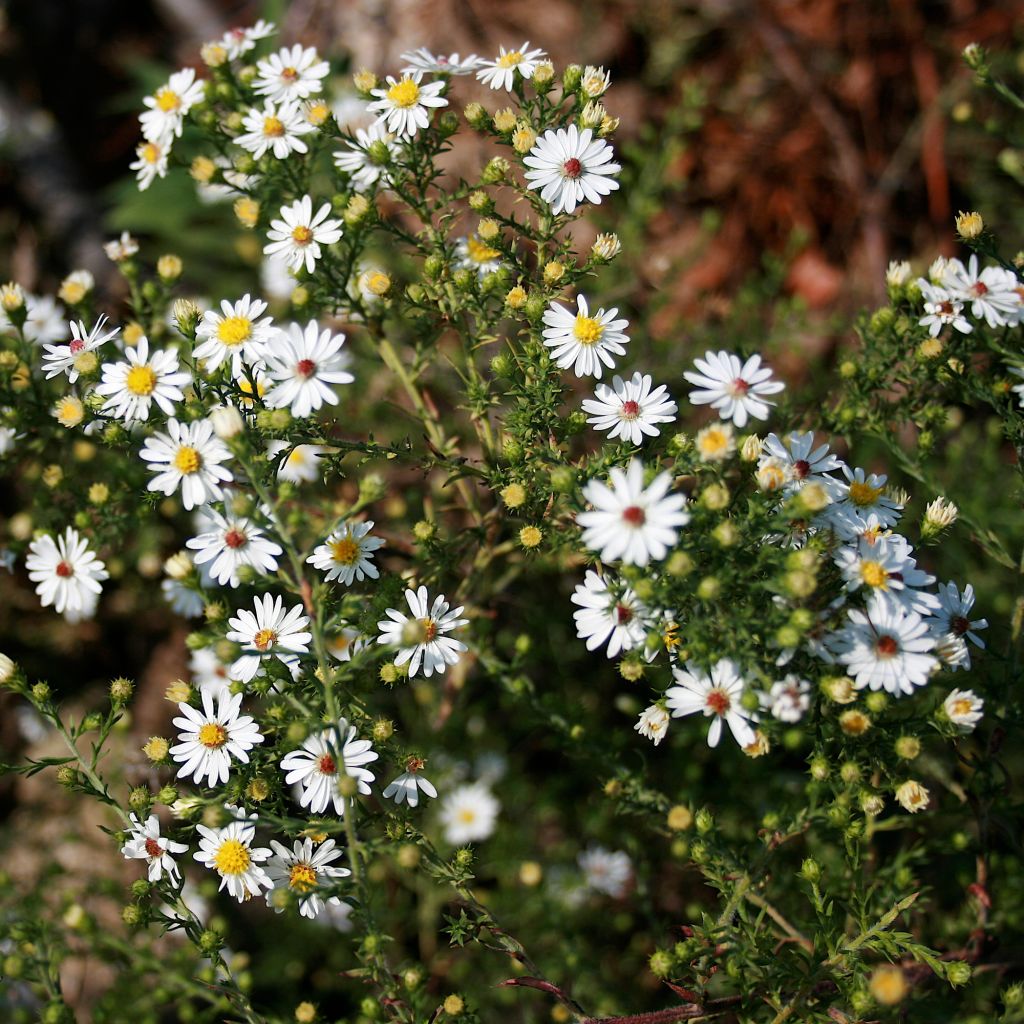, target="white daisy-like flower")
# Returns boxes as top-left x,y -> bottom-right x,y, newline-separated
944,688 -> 984,732
917,280 -> 973,337
476,42 -> 547,91
367,71 -> 447,139
401,48 -> 481,76
264,195 -> 343,274
325,627 -> 369,662
830,466 -> 903,528
121,813 -> 189,885
382,758 -> 438,807
582,372 -> 677,445
578,847 -> 632,898
634,705 -> 670,746
26,527 -> 108,617
306,520 -> 383,585
376,586 -> 468,678
22,294 -> 66,345
695,422 -> 736,462
193,820 -> 273,902
140,68 -> 205,142
185,508 -> 282,587
95,335 -> 191,422
219,20 -> 276,60
266,838 -> 350,919
684,350 -> 785,428
523,125 -> 621,216
170,688 -> 264,787
104,231 -> 140,262
226,593 -> 311,683
190,647 -> 237,697
280,719 -> 378,815
542,294 -> 629,379
930,581 -> 987,670
162,578 -> 205,618
267,440 -> 324,483
762,675 -> 811,723
666,658 -> 757,748
758,432 -> 845,493
140,418 -> 233,510
254,45 -> 330,103
263,321 -> 354,418
332,123 -> 400,192
131,139 -> 169,191
834,535 -> 938,615
439,783 -> 499,844
830,592 -> 938,696
194,294 -> 277,376
453,235 -> 503,279
943,255 -> 1022,328
236,100 -> 314,159
578,458 -> 690,566
571,569 -> 649,658
41,315 -> 120,383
